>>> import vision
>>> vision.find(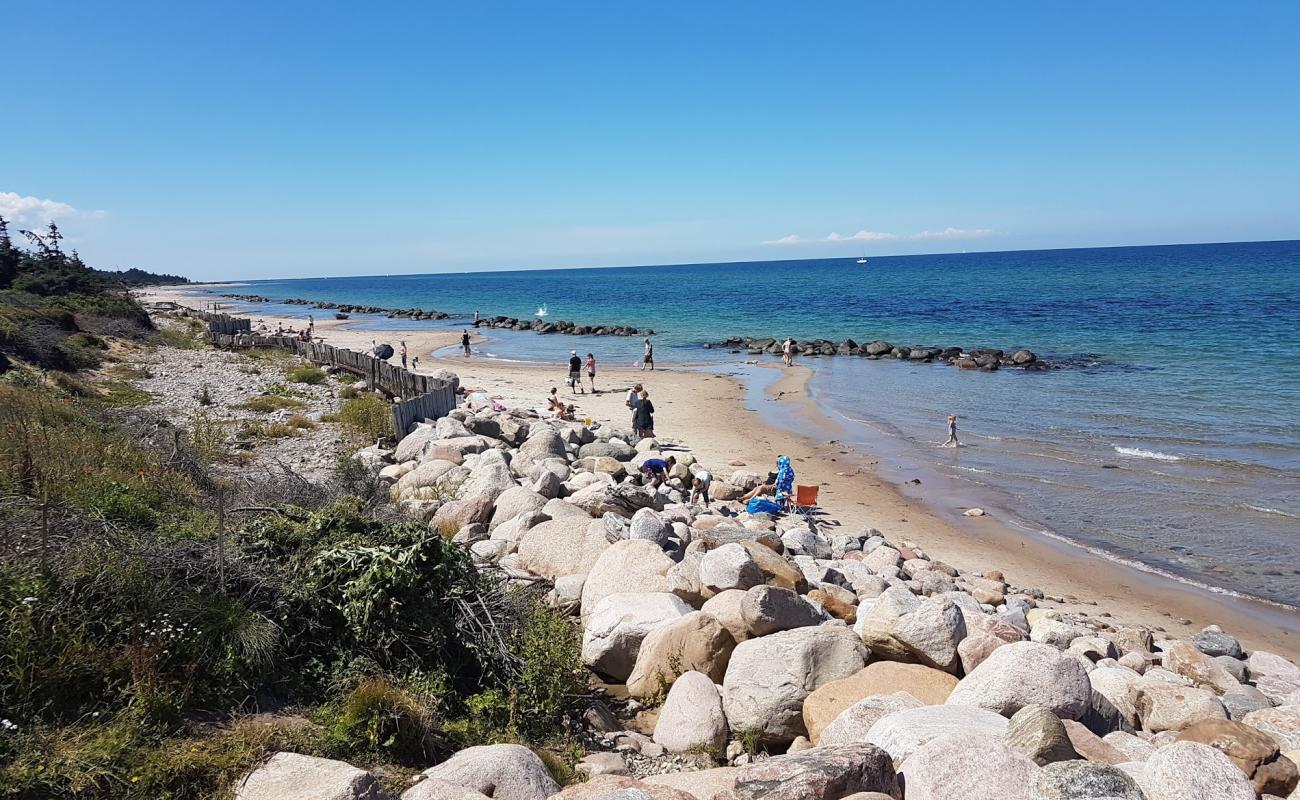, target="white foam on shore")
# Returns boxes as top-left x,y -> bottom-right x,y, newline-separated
1002,517 -> 1300,613
1114,445 -> 1182,462
1245,504 -> 1298,519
